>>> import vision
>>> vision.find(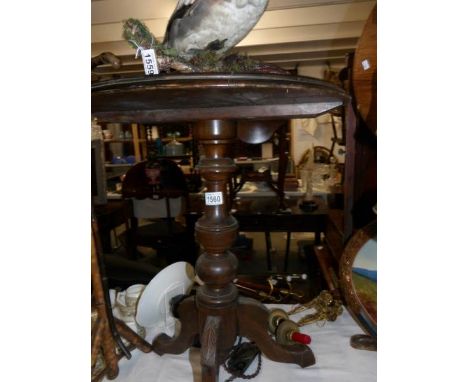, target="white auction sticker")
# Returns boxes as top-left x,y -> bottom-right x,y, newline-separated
205,192 -> 223,206
141,49 -> 159,75
361,59 -> 370,71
